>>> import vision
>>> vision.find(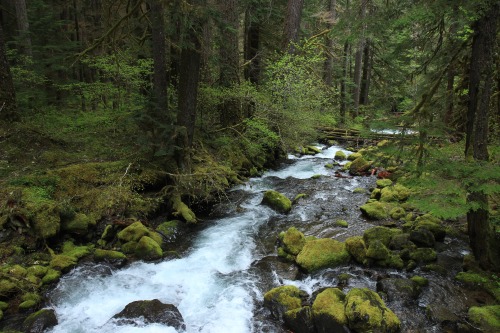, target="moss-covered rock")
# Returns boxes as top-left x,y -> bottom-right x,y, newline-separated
409,228 -> 435,248
366,240 -> 390,260
409,248 -> 437,263
380,184 -> 411,202
117,221 -> 150,243
41,268 -> 61,284
312,288 -> 348,332
414,214 -> 446,241
264,285 -> 306,320
335,220 -> 348,228
468,305 -> 500,332
0,279 -> 17,297
390,207 -> 406,220
376,179 -> 393,188
334,151 -> 347,160
61,241 -> 93,259
363,226 -> 403,247
283,306 -> 314,333
22,308 -> 58,333
293,193 -> 308,204
306,146 -> 322,154
21,187 -> 61,239
121,241 -> 138,254
345,288 -> 401,333
94,249 -> 127,261
50,254 -> 77,272
349,157 -> 371,176
296,238 -> 350,272
370,188 -> 382,200
410,276 -> 429,287
261,190 -> 292,214
353,187 -> 367,194
135,236 -> 163,260
19,293 -> 42,310
280,227 -> 306,255
345,236 -> 367,264
8,265 -> 27,278
171,195 -> 197,223
0,301 -> 8,310
156,220 -> 181,240
62,212 -> 92,234
347,152 -> 362,161
360,201 -> 391,220
26,265 -> 48,278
